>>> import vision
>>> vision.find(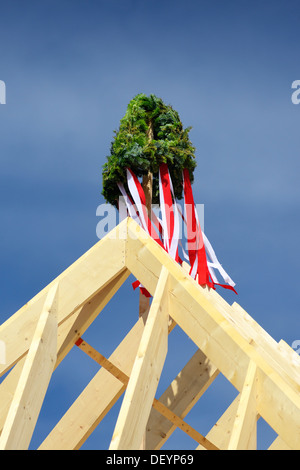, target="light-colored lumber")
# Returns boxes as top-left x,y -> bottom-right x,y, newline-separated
75,338 -> 129,385
151,398 -> 218,450
0,358 -> 26,434
0,220 -> 127,376
231,303 -> 300,390
278,339 -> 300,370
39,310 -> 148,450
268,436 -> 292,450
145,349 -> 219,449
55,268 -> 130,366
168,276 -> 300,449
126,218 -> 300,449
2,217 -> 300,450
227,361 -> 258,450
0,284 -> 58,450
197,394 -> 241,450
109,266 -> 170,450
76,339 -> 218,450
139,291 -> 150,317
184,264 -> 300,392
0,268 -> 130,433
